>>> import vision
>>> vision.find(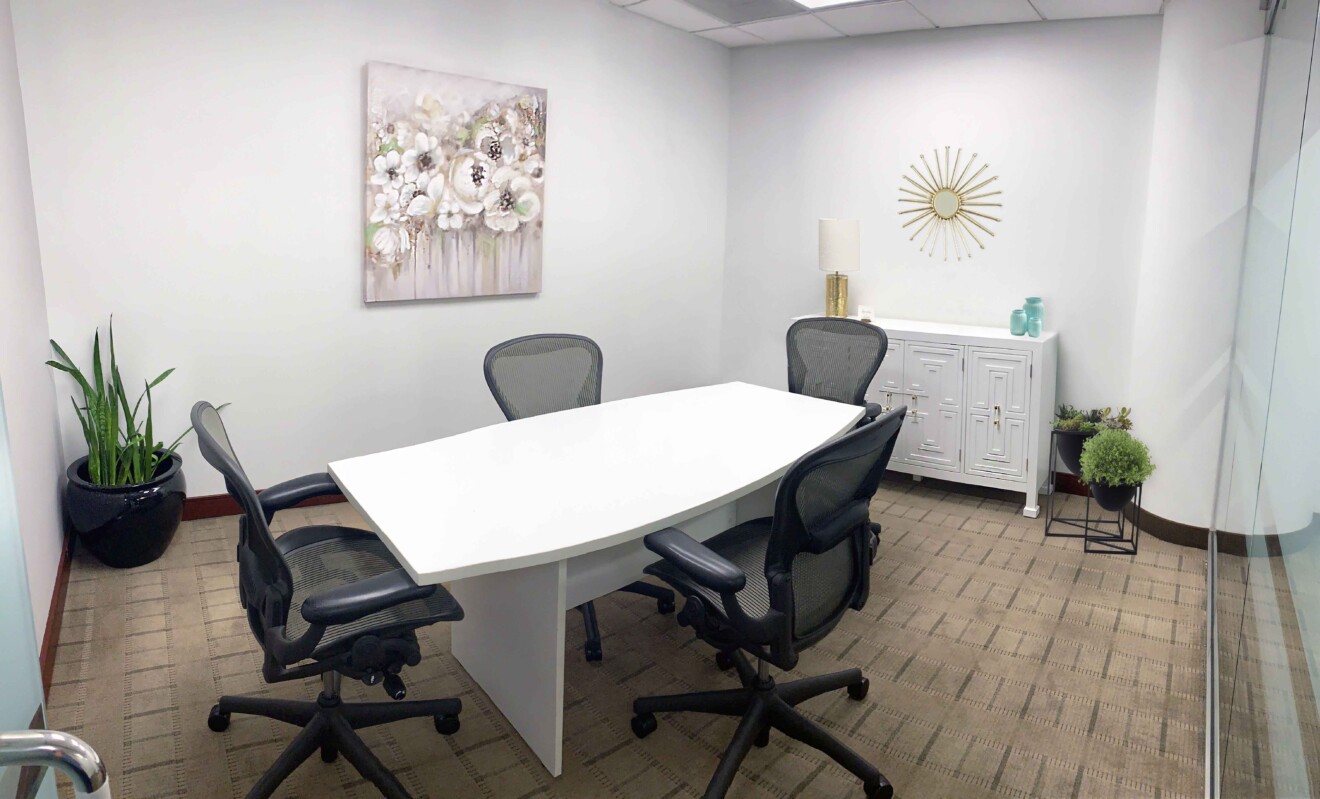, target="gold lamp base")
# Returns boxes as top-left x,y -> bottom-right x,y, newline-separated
825,272 -> 848,317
